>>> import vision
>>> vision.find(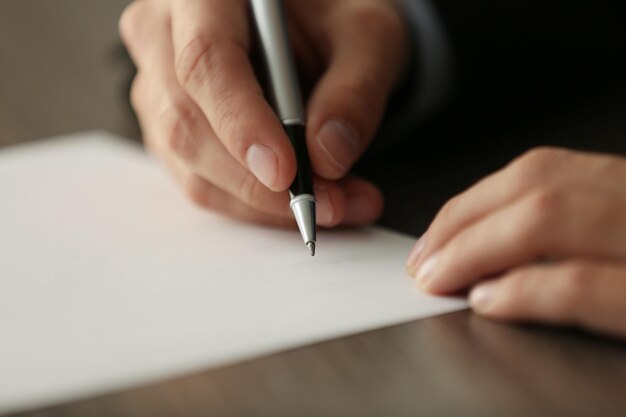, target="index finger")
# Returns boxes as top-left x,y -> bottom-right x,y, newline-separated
170,0 -> 296,191
419,189 -> 626,294
409,148 -> 626,274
